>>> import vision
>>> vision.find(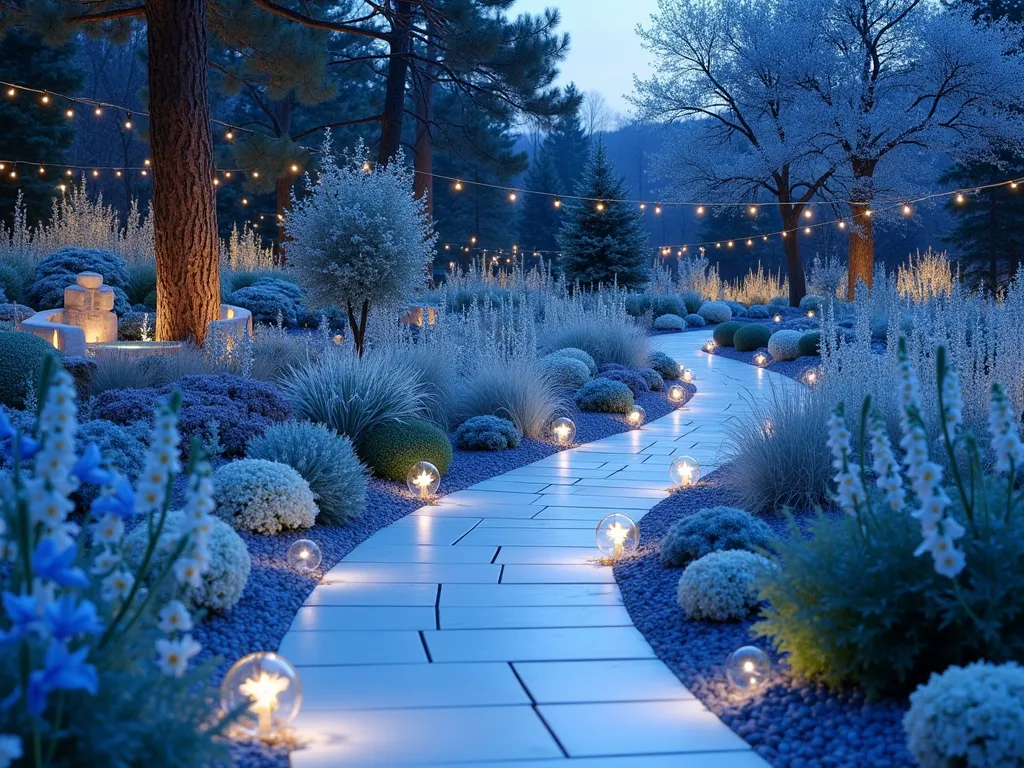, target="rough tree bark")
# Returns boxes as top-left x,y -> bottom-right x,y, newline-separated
847,202 -> 875,300
146,0 -> 221,344
378,0 -> 413,164
778,201 -> 806,307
